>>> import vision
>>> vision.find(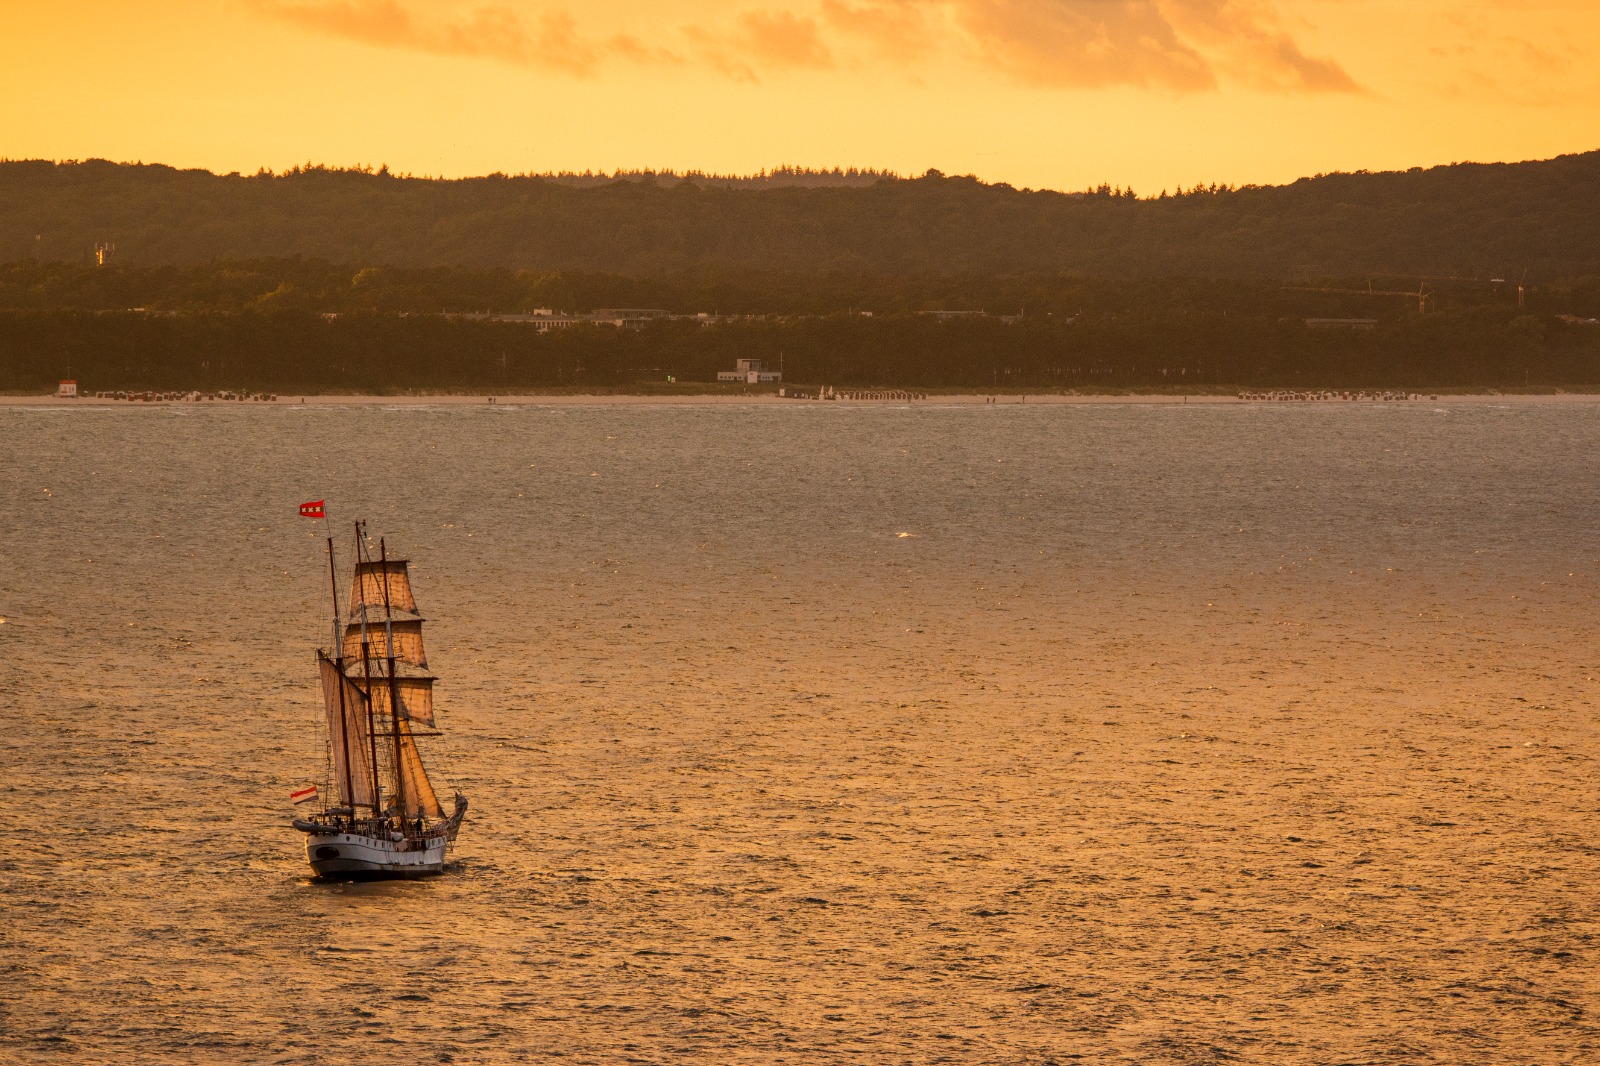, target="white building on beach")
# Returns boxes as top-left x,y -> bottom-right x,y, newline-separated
717,358 -> 782,384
